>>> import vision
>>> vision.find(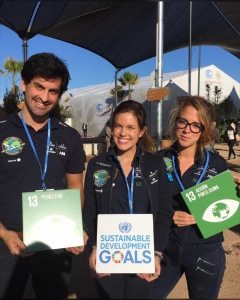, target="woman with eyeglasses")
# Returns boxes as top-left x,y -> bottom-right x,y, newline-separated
152,96 -> 230,299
